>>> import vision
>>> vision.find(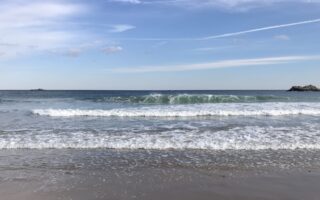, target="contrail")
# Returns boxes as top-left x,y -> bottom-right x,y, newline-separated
201,18 -> 320,40
114,18 -> 320,41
